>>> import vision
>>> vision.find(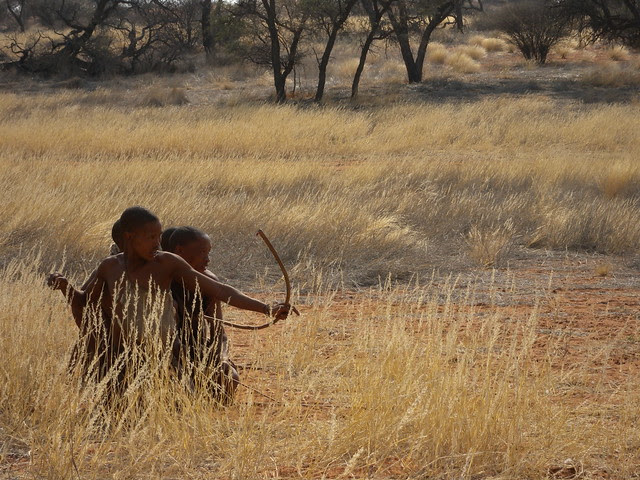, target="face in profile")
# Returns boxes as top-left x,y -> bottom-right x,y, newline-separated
126,220 -> 162,261
175,235 -> 211,273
